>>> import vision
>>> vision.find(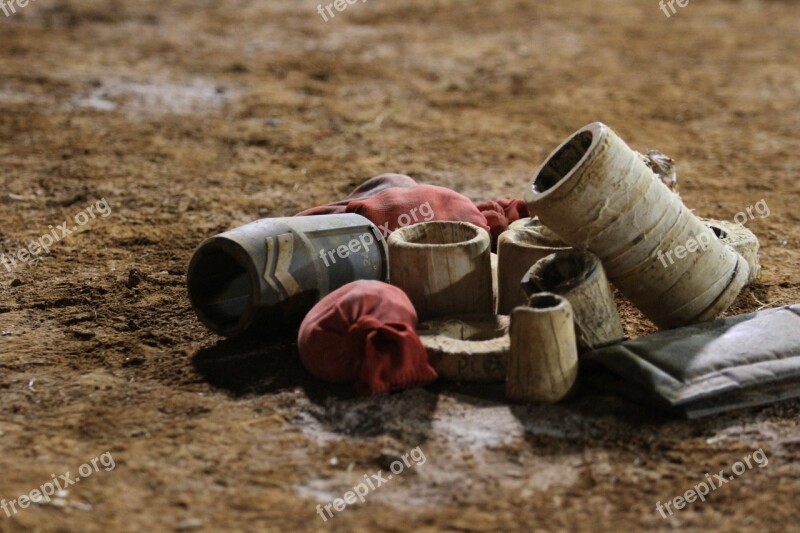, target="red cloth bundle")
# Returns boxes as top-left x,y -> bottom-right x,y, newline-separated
476,199 -> 530,249
297,173 -> 528,248
297,280 -> 438,396
296,173 -> 418,216
346,184 -> 490,237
